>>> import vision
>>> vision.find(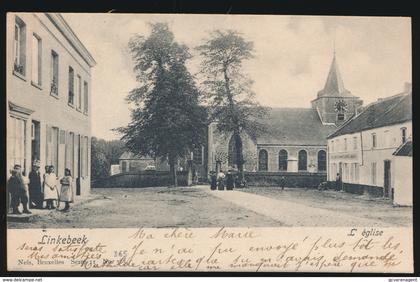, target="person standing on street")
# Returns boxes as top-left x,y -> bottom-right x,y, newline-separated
280,176 -> 286,191
44,165 -> 58,209
217,170 -> 225,190
335,173 -> 342,191
29,160 -> 43,209
209,171 -> 217,190
59,168 -> 74,212
226,169 -> 234,190
7,165 -> 31,214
